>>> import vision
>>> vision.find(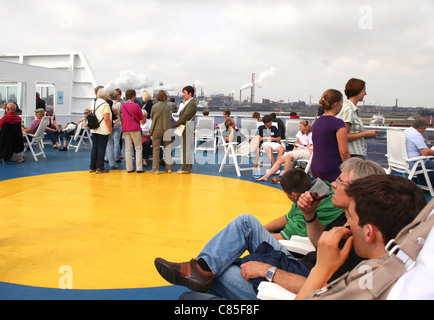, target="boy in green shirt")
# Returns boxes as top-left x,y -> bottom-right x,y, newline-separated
265,169 -> 343,240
